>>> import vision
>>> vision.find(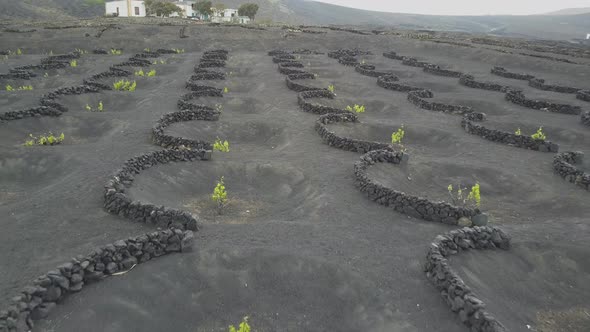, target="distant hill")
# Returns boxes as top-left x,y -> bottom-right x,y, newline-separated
1,0 -> 589,41
543,7 -> 590,15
